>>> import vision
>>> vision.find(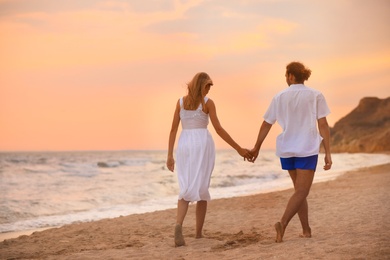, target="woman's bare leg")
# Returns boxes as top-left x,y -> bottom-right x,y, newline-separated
175,199 -> 189,247
176,199 -> 189,225
196,201 -> 207,238
276,169 -> 314,242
